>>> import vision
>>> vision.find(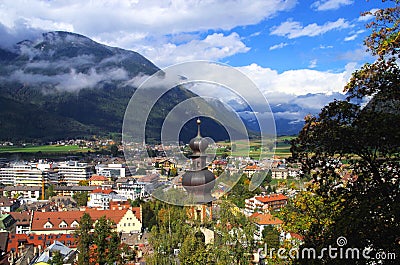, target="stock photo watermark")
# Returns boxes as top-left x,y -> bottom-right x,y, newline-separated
261,236 -> 396,261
